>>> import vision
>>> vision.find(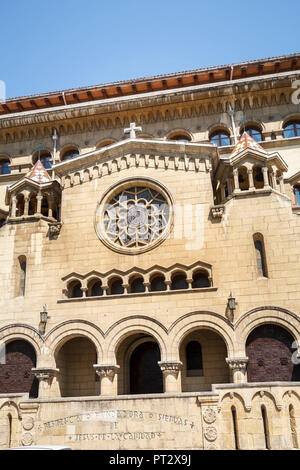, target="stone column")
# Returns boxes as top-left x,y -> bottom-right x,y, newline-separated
247,168 -> 255,190
220,183 -> 226,201
143,282 -> 150,293
270,171 -> 276,189
36,192 -> 43,216
226,178 -> 233,196
158,361 -> 182,393
225,358 -> 248,384
262,167 -> 270,189
24,195 -> 29,216
11,196 -> 17,218
32,368 -> 59,399
93,364 -> 120,396
279,175 -> 285,194
233,169 -> 240,193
